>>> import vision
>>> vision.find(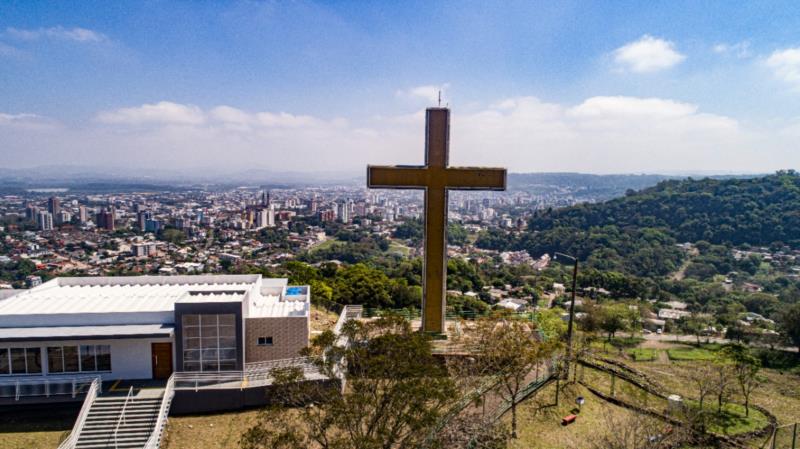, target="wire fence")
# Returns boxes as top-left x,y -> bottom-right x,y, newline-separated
768,422 -> 799,449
